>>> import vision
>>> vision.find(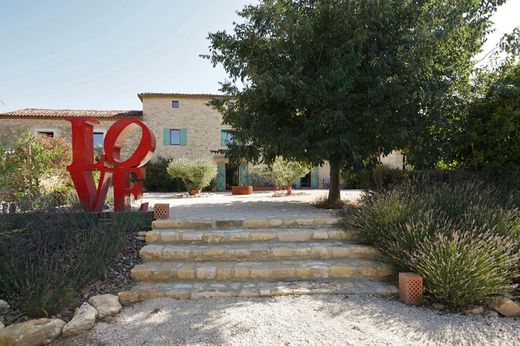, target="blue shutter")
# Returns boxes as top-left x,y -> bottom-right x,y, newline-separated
311,167 -> 319,188
163,128 -> 170,145
239,162 -> 249,186
221,130 -> 227,147
180,128 -> 187,146
295,178 -> 301,189
217,162 -> 226,191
